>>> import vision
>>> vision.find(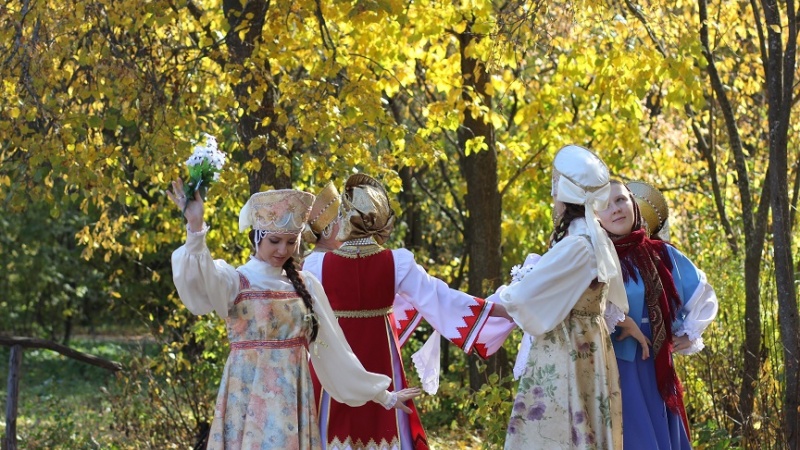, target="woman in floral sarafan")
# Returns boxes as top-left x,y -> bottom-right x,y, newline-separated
168,181 -> 419,450
598,180 -> 718,449
500,144 -> 627,449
